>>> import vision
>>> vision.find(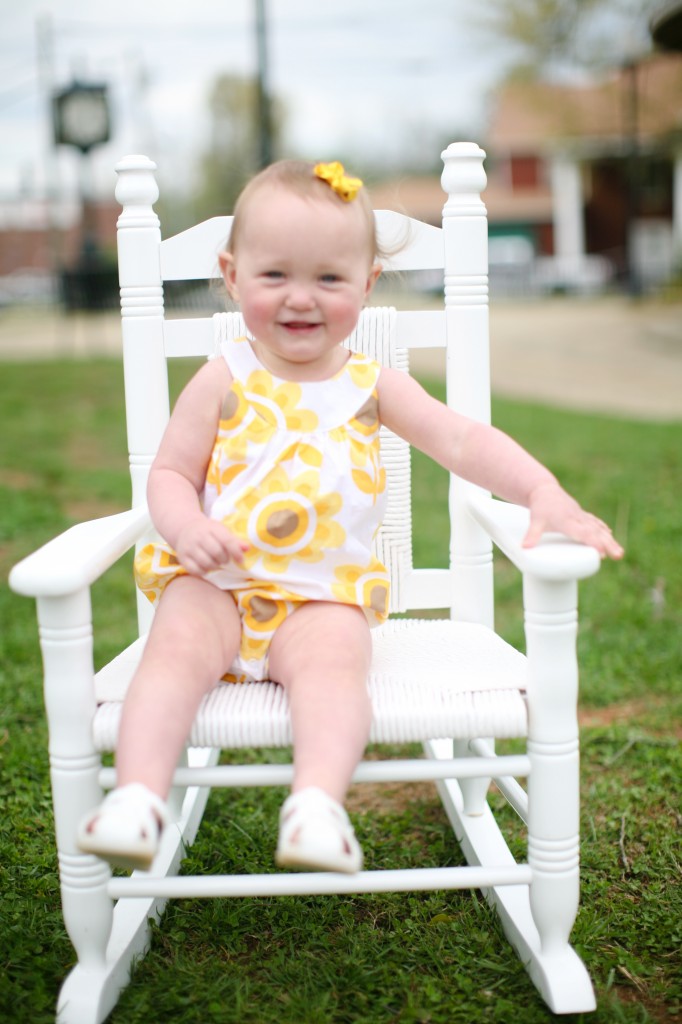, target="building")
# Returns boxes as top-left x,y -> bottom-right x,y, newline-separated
372,54 -> 682,294
485,53 -> 682,291
0,196 -> 120,307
